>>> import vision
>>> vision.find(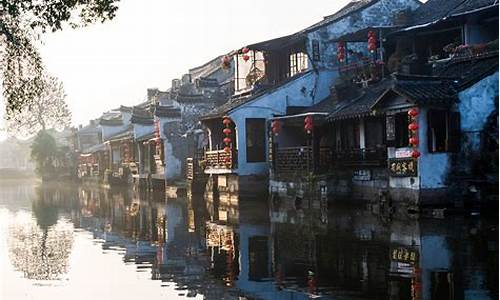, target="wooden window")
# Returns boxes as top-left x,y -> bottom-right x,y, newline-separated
394,112 -> 409,148
246,118 -> 266,162
289,52 -> 308,77
248,236 -> 269,280
428,110 -> 460,153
